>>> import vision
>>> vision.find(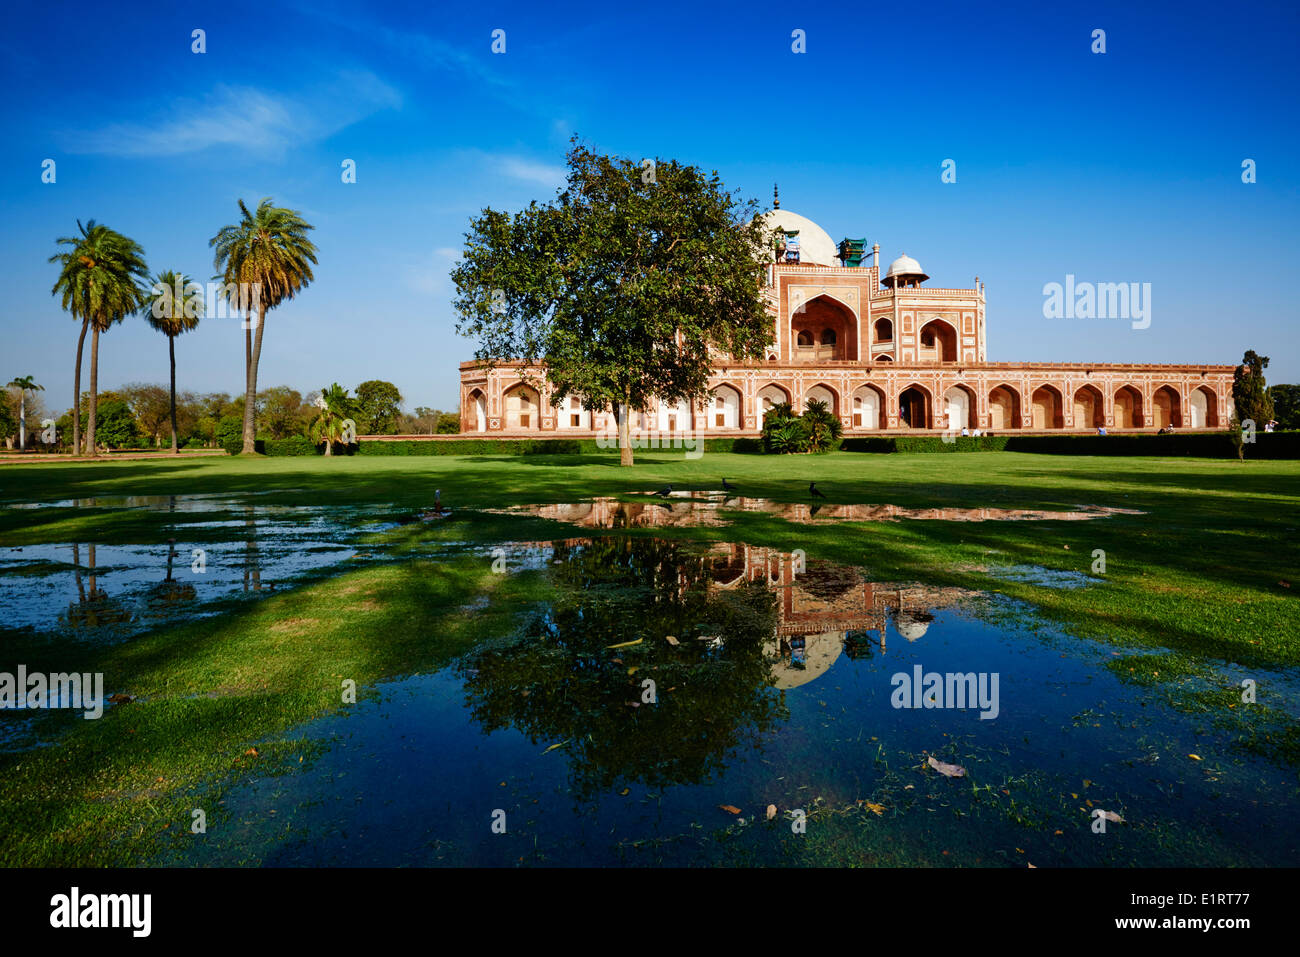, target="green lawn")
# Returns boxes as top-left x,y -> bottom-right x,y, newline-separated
0,450 -> 1296,865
